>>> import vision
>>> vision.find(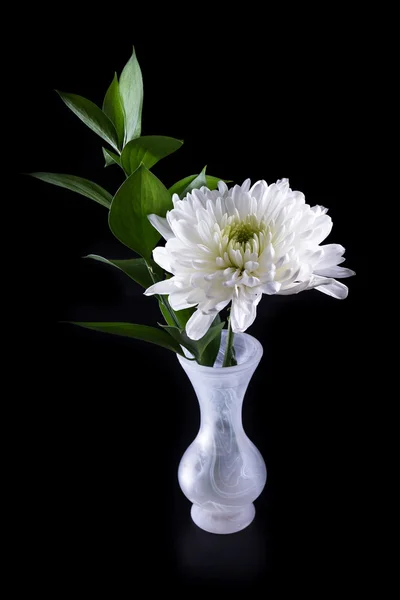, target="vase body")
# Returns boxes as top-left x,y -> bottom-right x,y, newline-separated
177,331 -> 266,534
